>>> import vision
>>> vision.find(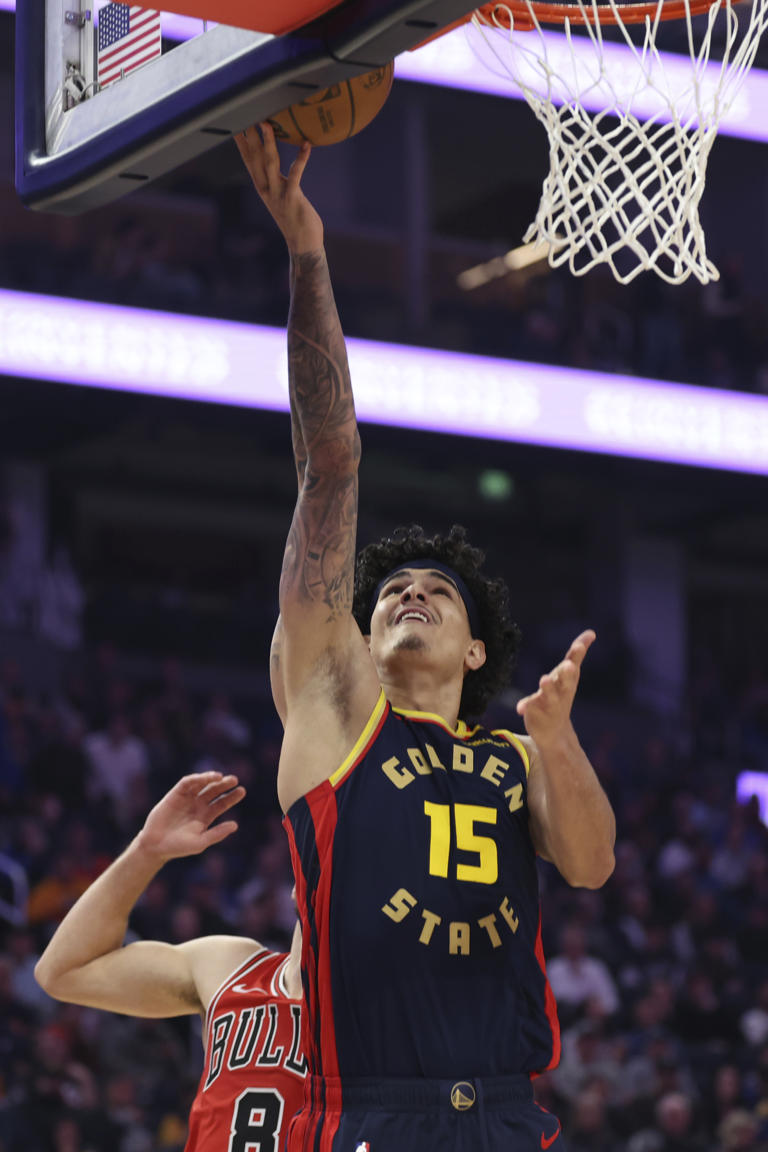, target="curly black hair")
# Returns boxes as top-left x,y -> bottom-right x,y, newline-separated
352,524 -> 521,721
